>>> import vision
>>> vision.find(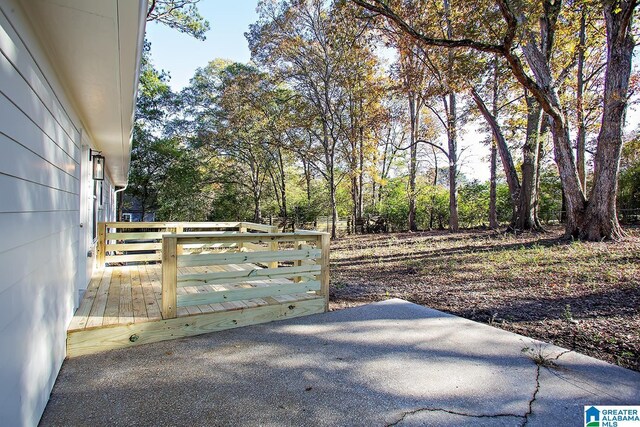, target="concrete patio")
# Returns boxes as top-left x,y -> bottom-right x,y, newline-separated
40,299 -> 640,426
